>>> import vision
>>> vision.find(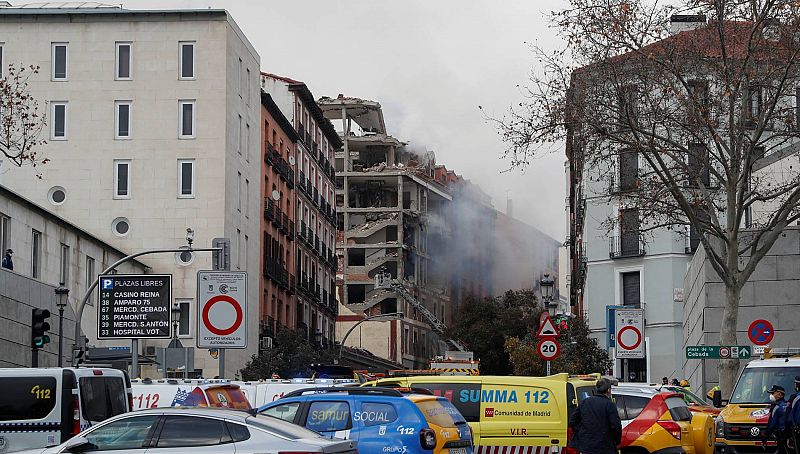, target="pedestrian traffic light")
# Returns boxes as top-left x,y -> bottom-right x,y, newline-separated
31,308 -> 51,349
